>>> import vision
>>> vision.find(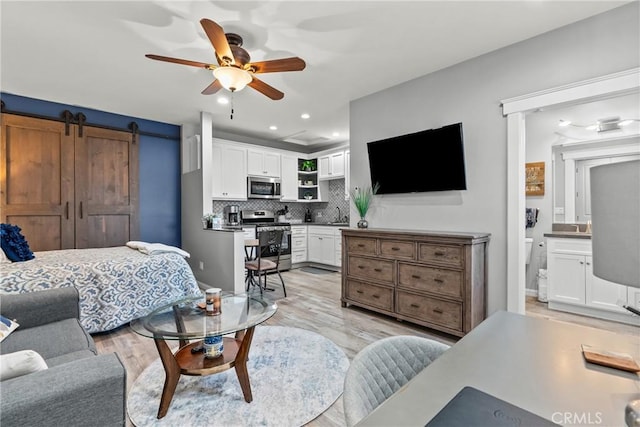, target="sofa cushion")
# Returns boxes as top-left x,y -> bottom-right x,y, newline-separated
0,315 -> 19,343
0,318 -> 96,360
0,350 -> 48,381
